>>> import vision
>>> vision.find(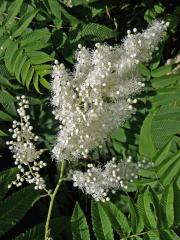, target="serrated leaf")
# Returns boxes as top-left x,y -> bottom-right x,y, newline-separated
2,102 -> 17,117
13,10 -> 38,37
157,152 -> 180,177
0,168 -> 18,200
0,129 -> 8,136
14,51 -> 27,82
11,48 -> 23,74
0,186 -> 39,237
0,36 -> 11,58
33,72 -> 41,93
21,60 -> 31,85
161,158 -> 180,186
0,74 -> 12,87
128,198 -> 144,234
71,202 -> 90,240
0,110 -> 13,121
47,0 -> 62,20
151,74 -> 180,89
82,23 -> 116,41
137,190 -> 157,229
15,217 -> 70,240
152,106 -> 180,149
138,64 -> 151,78
0,91 -> 15,103
160,184 -> 174,228
58,2 -> 81,26
151,64 -> 172,77
153,140 -> 172,165
26,67 -> 34,89
28,51 -> 53,64
174,182 -> 180,225
146,230 -> 160,240
39,78 -> 51,90
4,0 -> 23,28
160,230 -> 180,240
139,110 -> 156,159
4,40 -> 19,74
91,201 -> 113,240
102,202 -> 130,237
24,42 -> 50,51
150,88 -> 180,107
20,29 -> 50,47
